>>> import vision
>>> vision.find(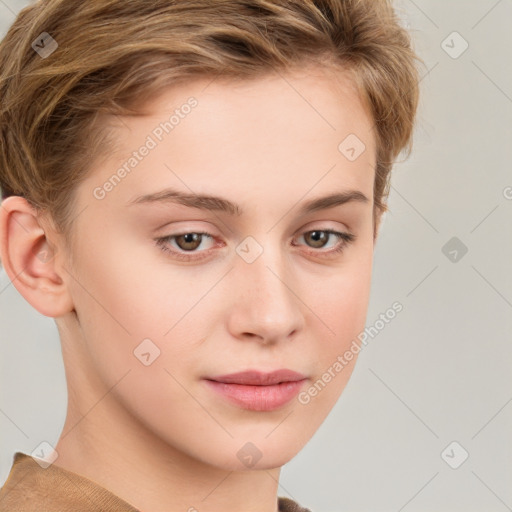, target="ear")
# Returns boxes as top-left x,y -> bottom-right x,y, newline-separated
0,196 -> 74,317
